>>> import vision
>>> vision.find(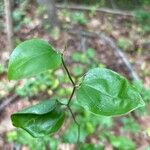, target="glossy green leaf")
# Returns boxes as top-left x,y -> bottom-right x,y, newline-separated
76,68 -> 145,116
8,39 -> 61,80
11,99 -> 65,137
